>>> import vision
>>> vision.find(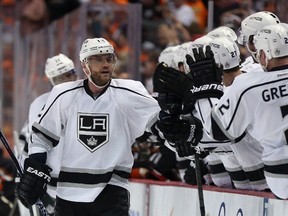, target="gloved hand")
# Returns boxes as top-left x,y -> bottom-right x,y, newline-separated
156,93 -> 182,115
16,158 -> 51,205
184,159 -> 209,185
153,63 -> 195,103
15,173 -> 29,208
185,46 -> 224,99
175,141 -> 196,157
184,165 -> 198,185
157,111 -> 203,147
